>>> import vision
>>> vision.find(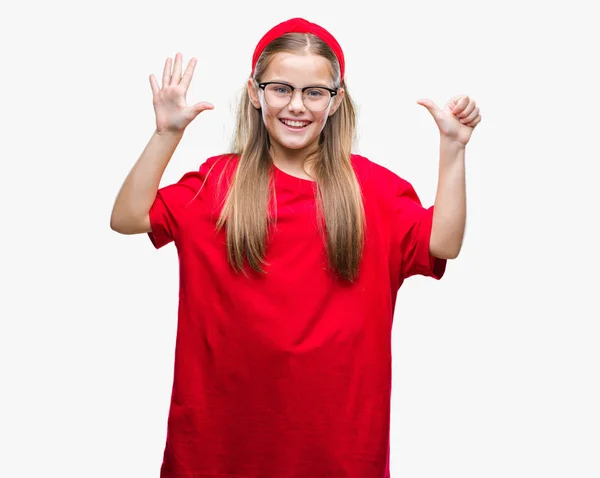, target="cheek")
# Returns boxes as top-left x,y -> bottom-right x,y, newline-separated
312,112 -> 329,130
262,108 -> 279,127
